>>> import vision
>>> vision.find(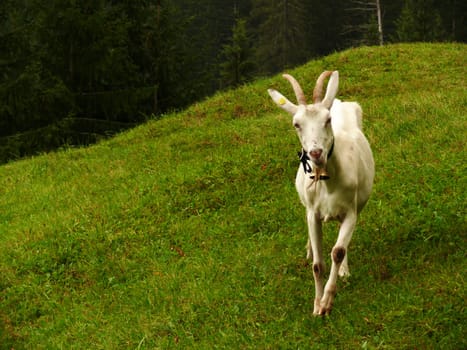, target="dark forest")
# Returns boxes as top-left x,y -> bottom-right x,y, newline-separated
1,0 -> 465,162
